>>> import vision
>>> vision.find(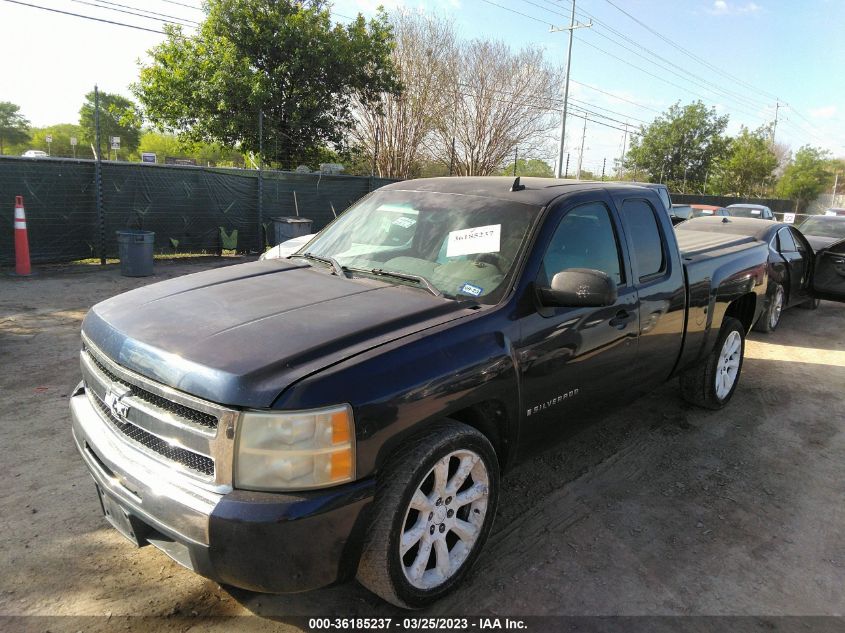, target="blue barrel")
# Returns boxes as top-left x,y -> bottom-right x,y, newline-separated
116,230 -> 155,277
